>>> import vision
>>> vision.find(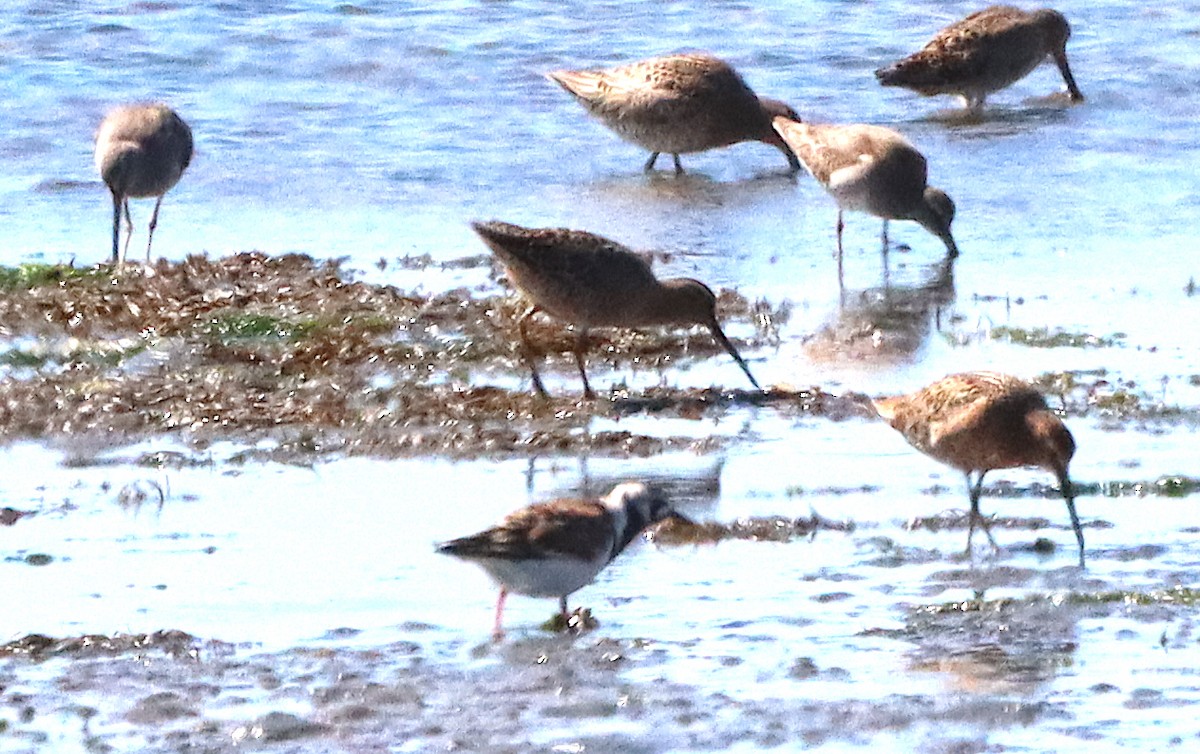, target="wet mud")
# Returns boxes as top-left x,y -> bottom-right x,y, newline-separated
0,255 -> 867,460
3,580 -> 1198,753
